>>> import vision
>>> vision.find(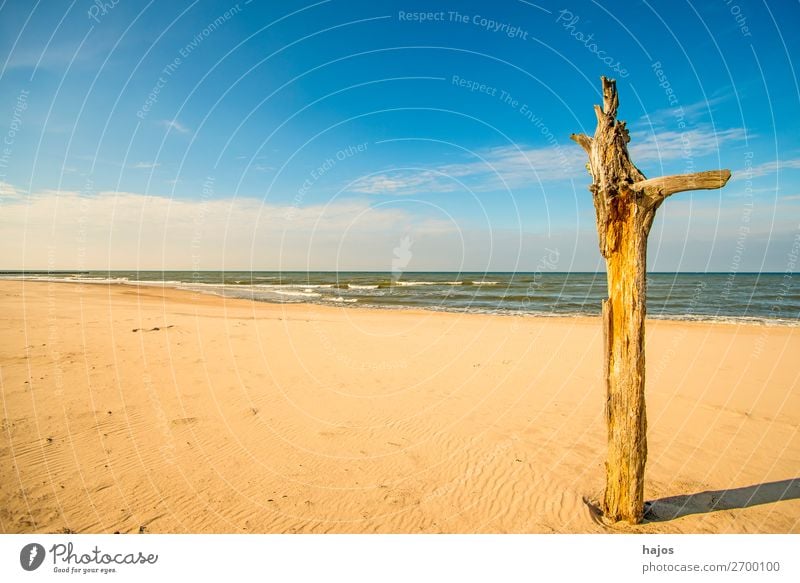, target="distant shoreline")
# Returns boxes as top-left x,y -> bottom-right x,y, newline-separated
0,270 -> 792,275
3,276 -> 797,327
